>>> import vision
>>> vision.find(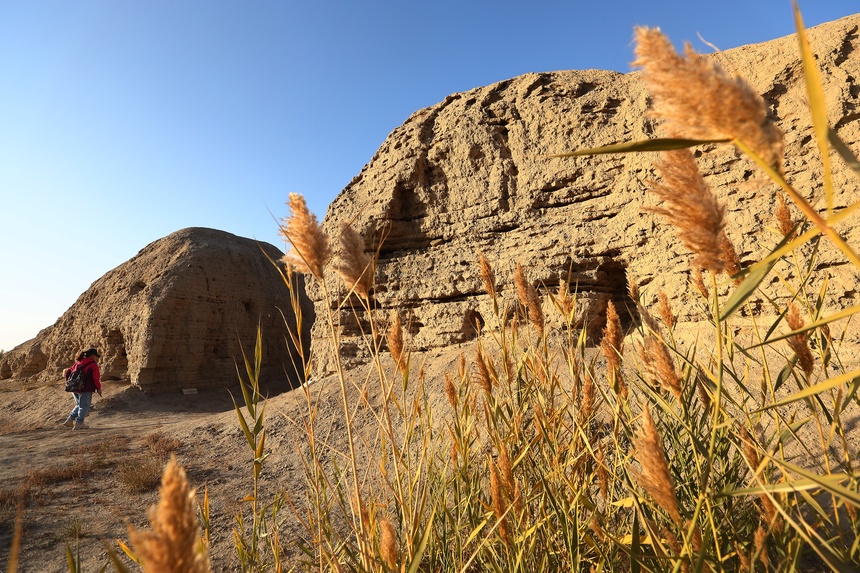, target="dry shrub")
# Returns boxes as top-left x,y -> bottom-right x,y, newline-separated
116,434 -> 182,493
0,487 -> 25,527
67,436 -> 131,469
26,460 -> 95,490
143,432 -> 183,459
118,456 -> 166,494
